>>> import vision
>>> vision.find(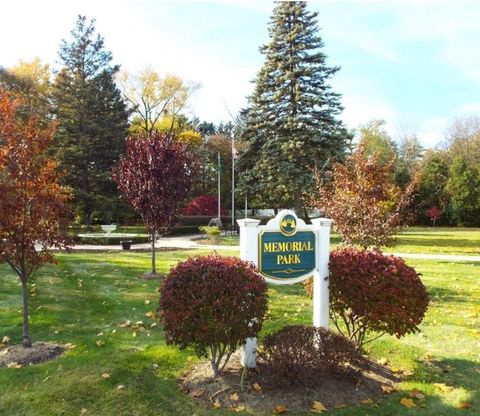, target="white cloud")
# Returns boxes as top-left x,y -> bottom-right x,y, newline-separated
392,3 -> 480,82
340,94 -> 398,131
455,102 -> 480,117
415,117 -> 449,149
